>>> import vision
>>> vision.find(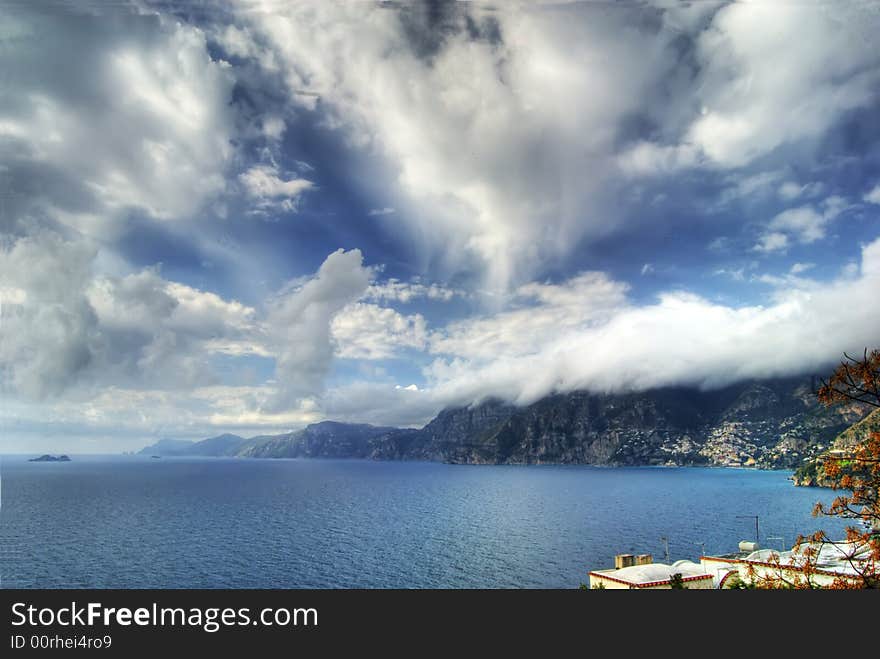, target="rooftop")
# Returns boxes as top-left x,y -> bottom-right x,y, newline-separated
590,560 -> 712,587
703,541 -> 875,578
